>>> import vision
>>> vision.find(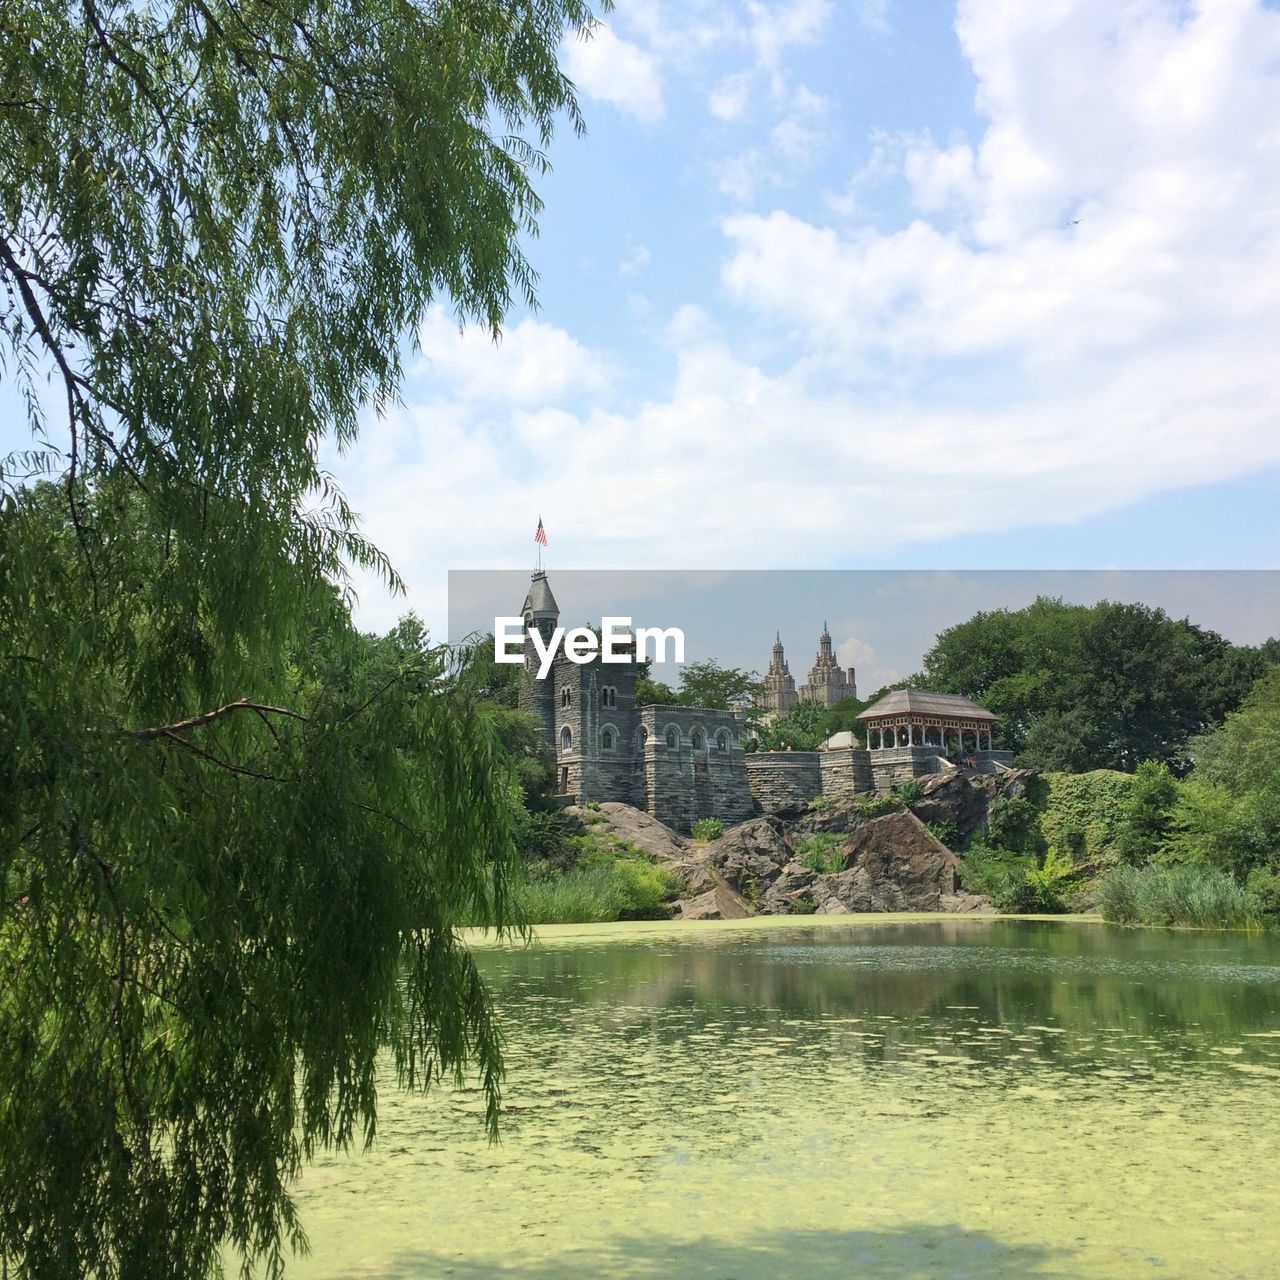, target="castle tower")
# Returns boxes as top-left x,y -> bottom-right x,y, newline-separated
518,570 -> 559,743
761,631 -> 799,716
799,621 -> 858,709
